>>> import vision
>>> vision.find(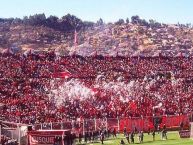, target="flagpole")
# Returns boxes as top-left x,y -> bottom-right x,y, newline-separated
74,29 -> 77,48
